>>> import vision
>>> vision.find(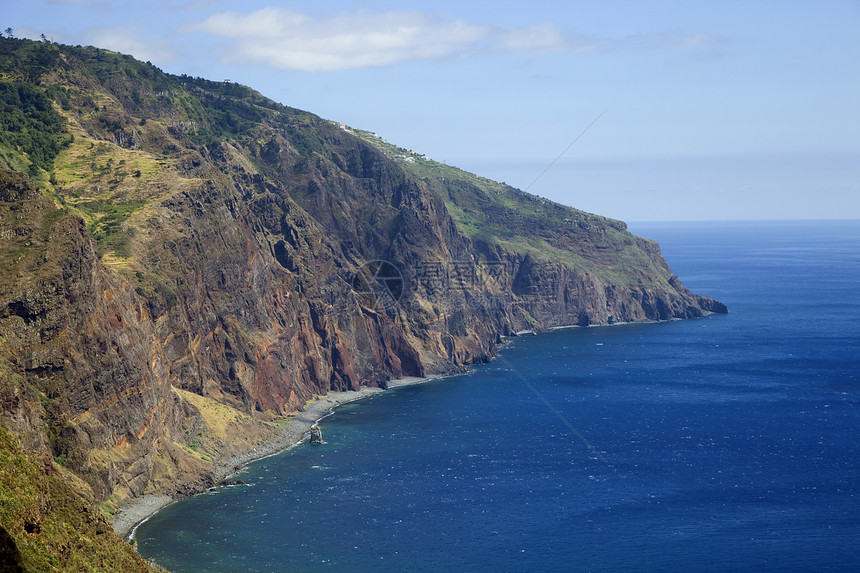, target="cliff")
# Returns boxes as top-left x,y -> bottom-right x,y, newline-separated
0,37 -> 726,565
